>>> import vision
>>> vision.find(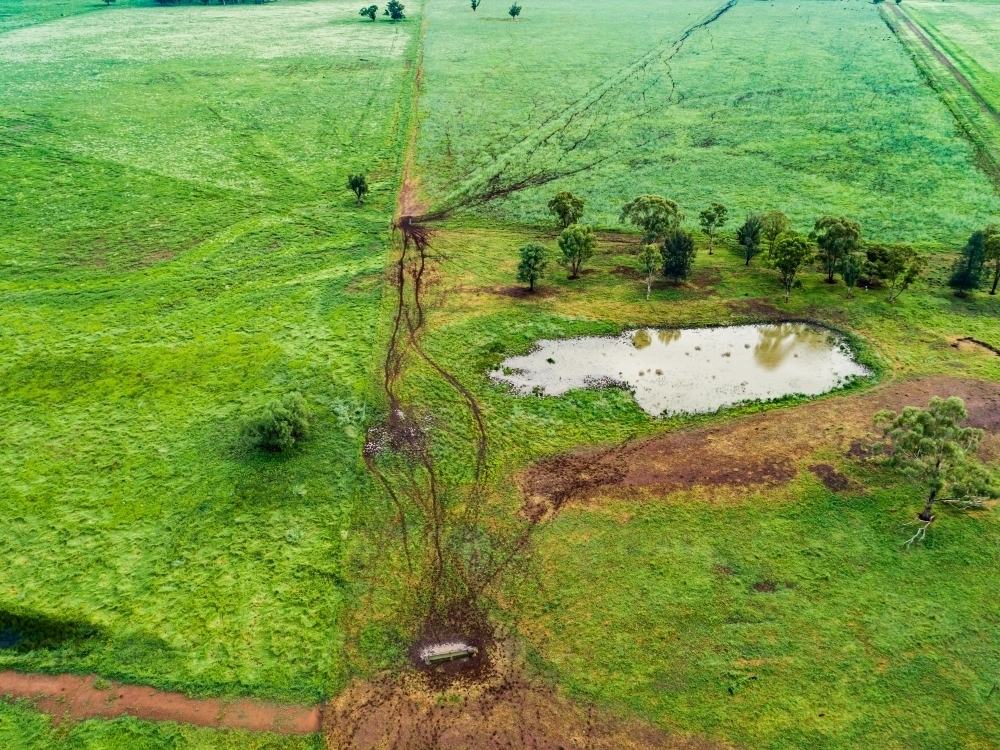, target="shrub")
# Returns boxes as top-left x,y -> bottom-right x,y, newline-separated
660,228 -> 696,282
242,393 -> 312,452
